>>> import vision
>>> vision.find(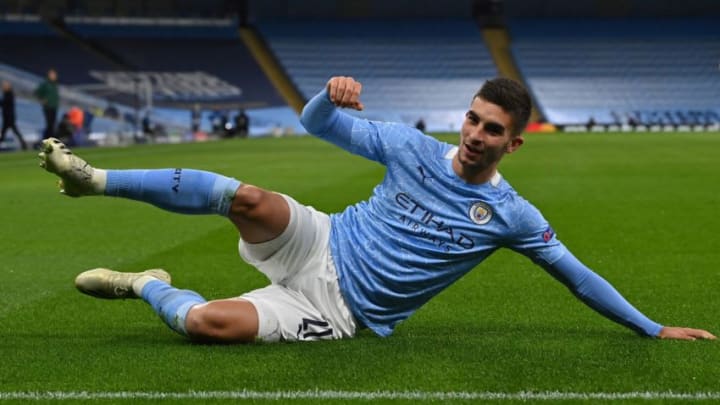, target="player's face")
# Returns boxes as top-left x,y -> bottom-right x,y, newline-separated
455,97 -> 523,178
